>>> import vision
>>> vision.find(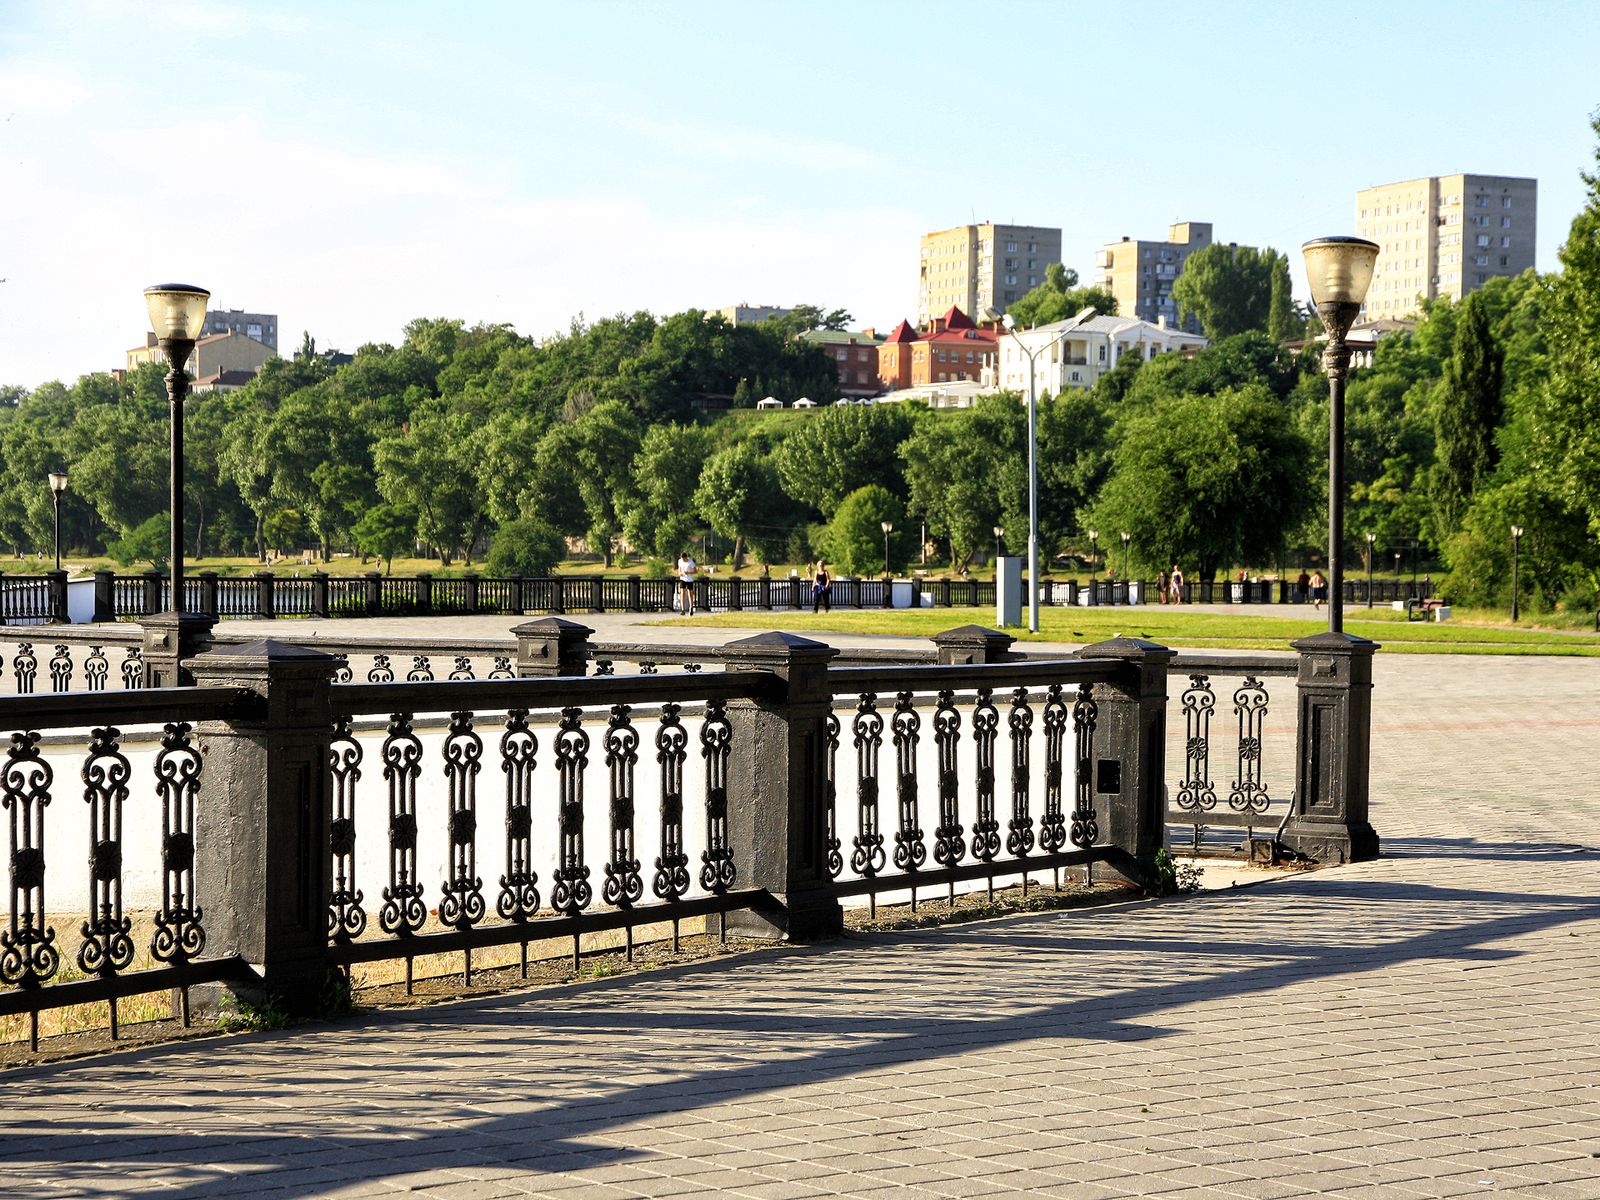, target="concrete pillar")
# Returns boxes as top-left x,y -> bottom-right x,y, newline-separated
1281,631 -> 1381,863
93,570 -> 115,623
931,624 -> 1015,665
199,571 -> 221,619
141,613 -> 217,688
512,616 -> 592,676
